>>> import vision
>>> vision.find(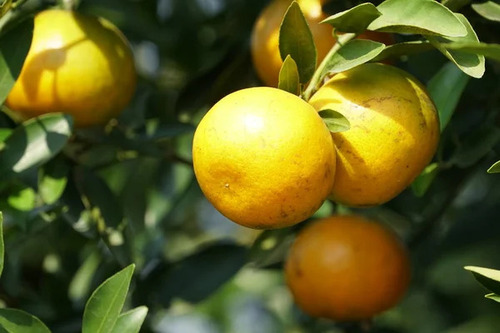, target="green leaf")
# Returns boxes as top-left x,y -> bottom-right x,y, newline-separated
0,19 -> 33,104
39,157 -> 69,205
0,212 -> 3,277
7,184 -> 35,211
0,308 -> 50,333
443,42 -> 500,62
318,109 -> 350,133
487,160 -> 500,174
411,162 -> 439,197
278,55 -> 300,95
427,14 -> 485,78
472,1 -> 500,22
320,39 -> 385,76
427,62 -> 470,131
82,264 -> 135,333
110,306 -> 148,333
465,266 -> 500,295
321,2 -> 381,33
452,126 -> 500,168
0,113 -> 73,175
249,228 -> 295,268
279,1 -> 316,83
367,0 -> 467,37
0,128 -> 12,143
373,40 -> 435,61
485,293 -> 500,303
68,250 -> 102,303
